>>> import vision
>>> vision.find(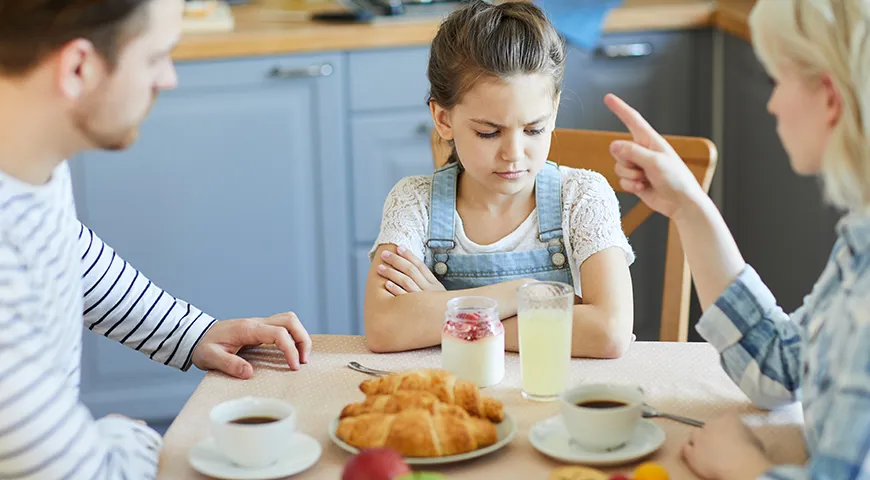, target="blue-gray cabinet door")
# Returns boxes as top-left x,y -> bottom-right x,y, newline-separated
351,110 -> 436,244
70,53 -> 349,421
